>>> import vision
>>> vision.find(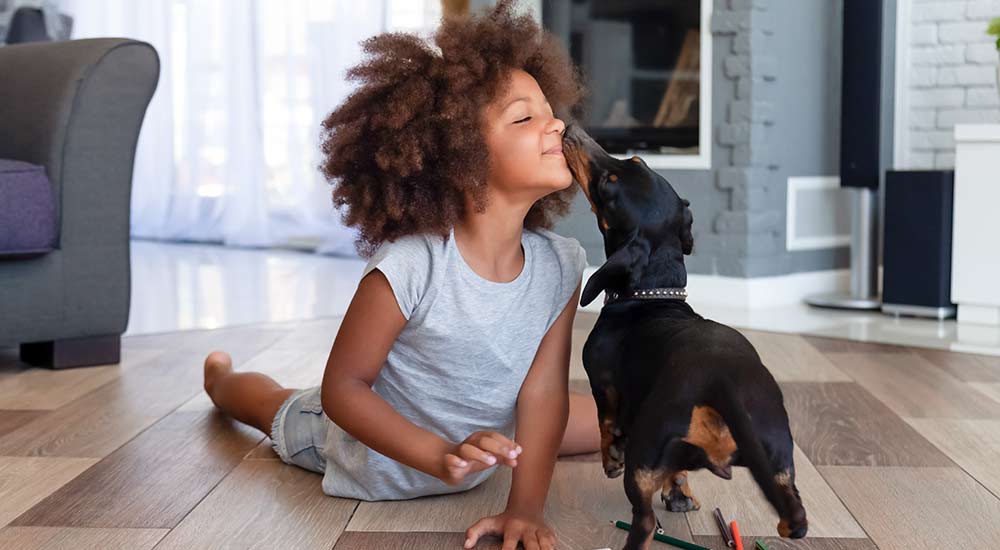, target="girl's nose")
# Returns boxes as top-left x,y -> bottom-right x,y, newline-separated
549,116 -> 566,135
